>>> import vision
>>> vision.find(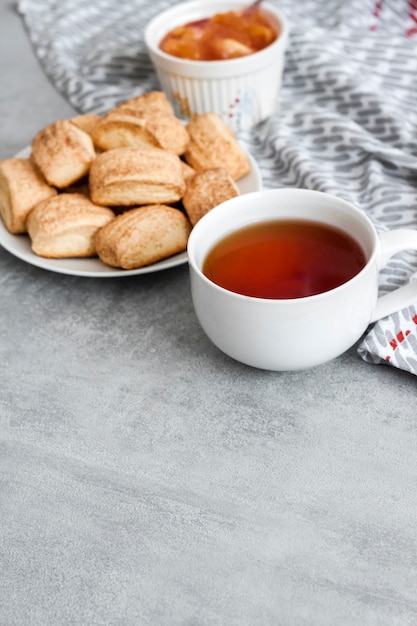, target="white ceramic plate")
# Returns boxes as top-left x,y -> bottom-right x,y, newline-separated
0,146 -> 262,278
